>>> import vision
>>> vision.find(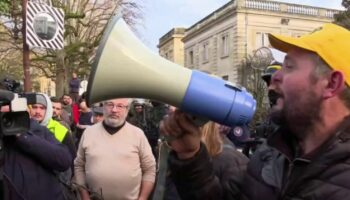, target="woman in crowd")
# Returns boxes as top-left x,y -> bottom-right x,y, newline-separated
165,121 -> 249,200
